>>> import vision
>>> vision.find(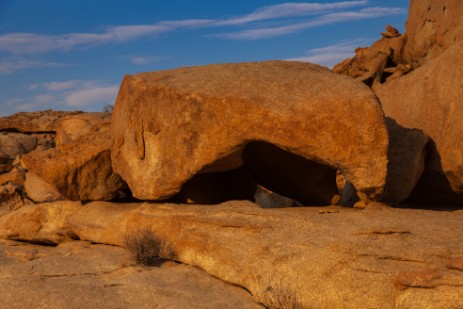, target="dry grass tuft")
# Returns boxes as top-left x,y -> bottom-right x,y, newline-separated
254,273 -> 303,309
259,287 -> 301,309
124,227 -> 166,267
260,291 -> 302,309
